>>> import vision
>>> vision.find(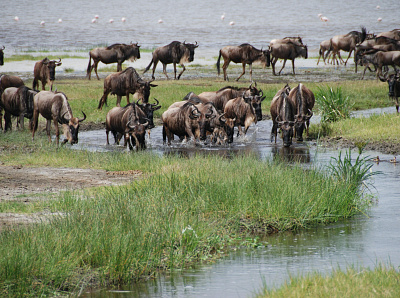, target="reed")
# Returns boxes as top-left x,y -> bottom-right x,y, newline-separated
0,153 -> 373,296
